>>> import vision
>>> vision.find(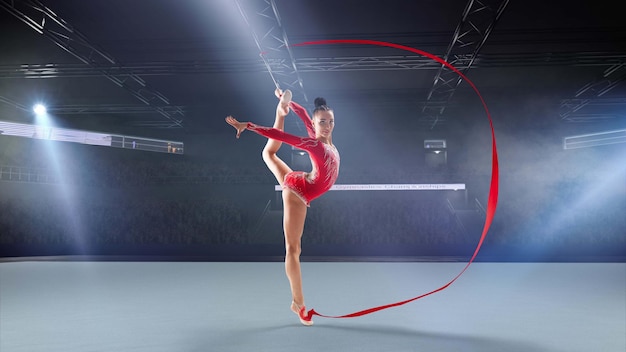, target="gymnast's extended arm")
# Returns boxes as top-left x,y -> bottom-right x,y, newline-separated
225,115 -> 315,151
